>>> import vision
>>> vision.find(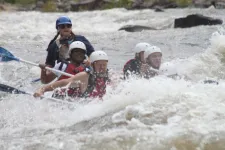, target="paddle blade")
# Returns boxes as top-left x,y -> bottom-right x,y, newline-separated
31,78 -> 41,83
0,47 -> 18,62
0,83 -> 27,94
